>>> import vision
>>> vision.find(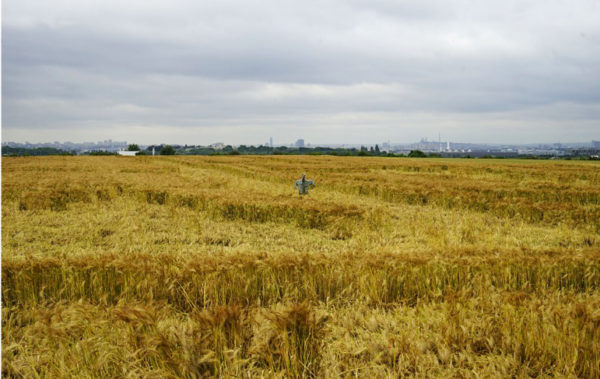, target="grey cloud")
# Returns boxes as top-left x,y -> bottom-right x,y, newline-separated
2,0 -> 599,144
